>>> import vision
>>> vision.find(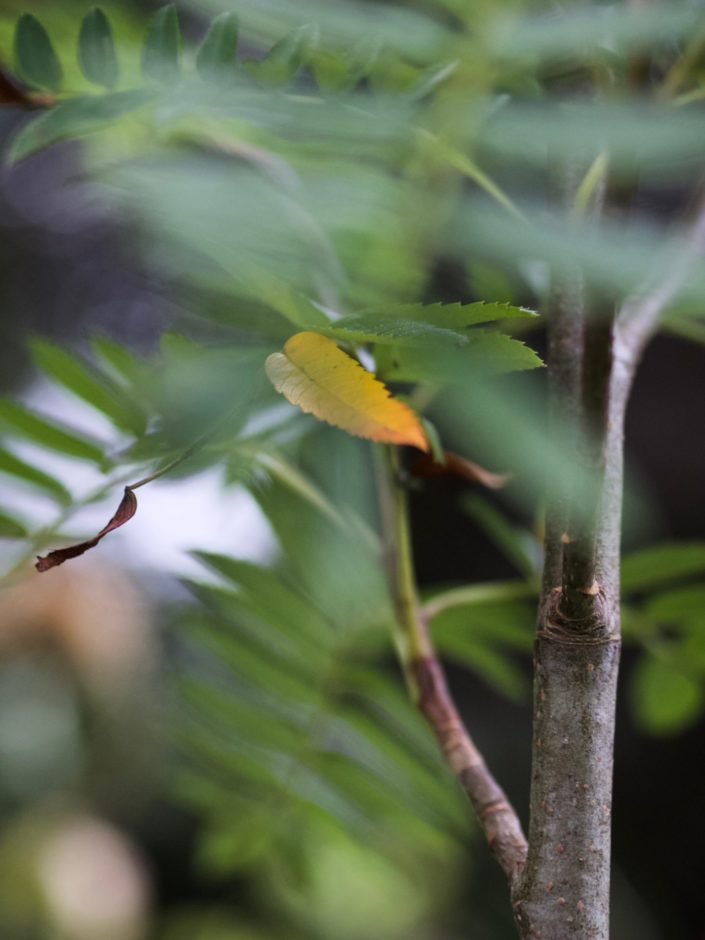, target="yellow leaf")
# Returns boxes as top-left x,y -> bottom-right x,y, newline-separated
265,332 -> 428,451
